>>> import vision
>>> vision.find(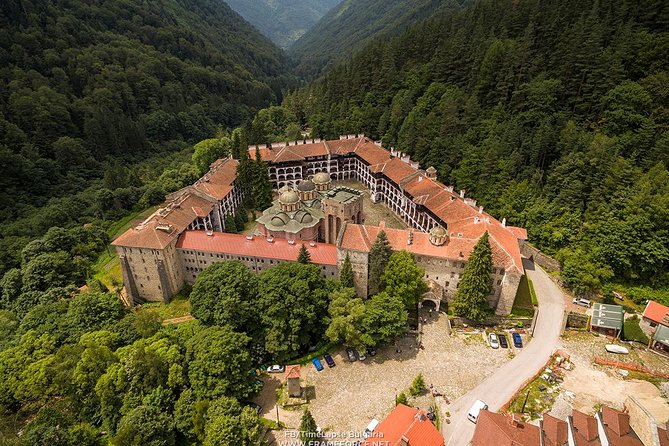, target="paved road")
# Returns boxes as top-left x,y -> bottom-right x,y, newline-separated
443,259 -> 566,446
